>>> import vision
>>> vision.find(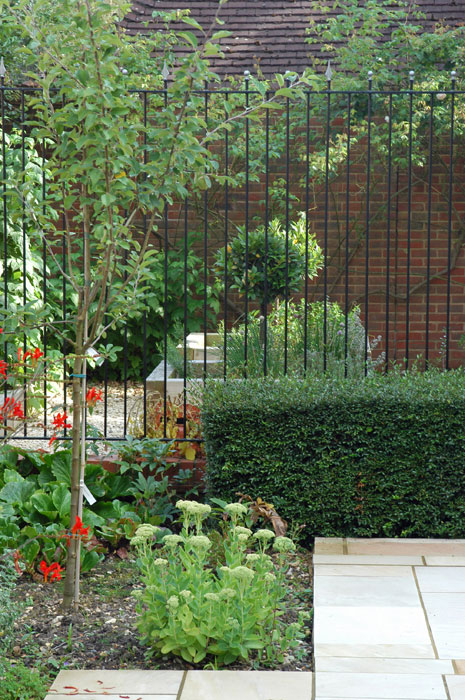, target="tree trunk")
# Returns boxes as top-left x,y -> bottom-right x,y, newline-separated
61,321 -> 84,611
